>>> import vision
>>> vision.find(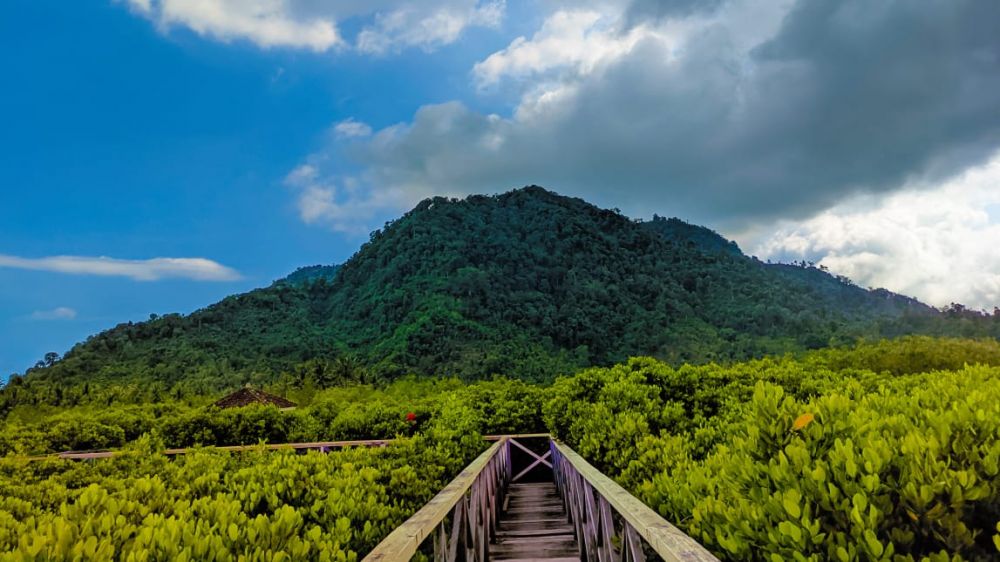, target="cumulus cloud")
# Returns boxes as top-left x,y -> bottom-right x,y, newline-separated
283,165 -> 416,234
125,0 -> 342,51
472,10 -> 656,87
333,119 -> 373,139
0,254 -> 241,282
357,1 -> 504,55
123,0 -> 504,54
30,307 -> 78,321
751,153 -> 1000,310
327,0 -> 1000,230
